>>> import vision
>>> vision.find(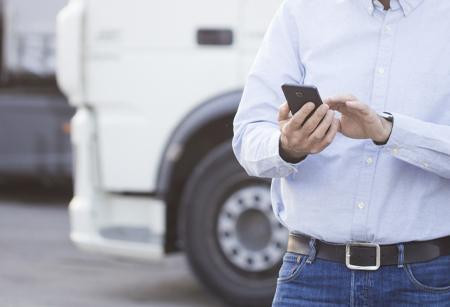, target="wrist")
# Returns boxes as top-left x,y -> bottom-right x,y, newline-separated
279,138 -> 308,164
373,112 -> 394,145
